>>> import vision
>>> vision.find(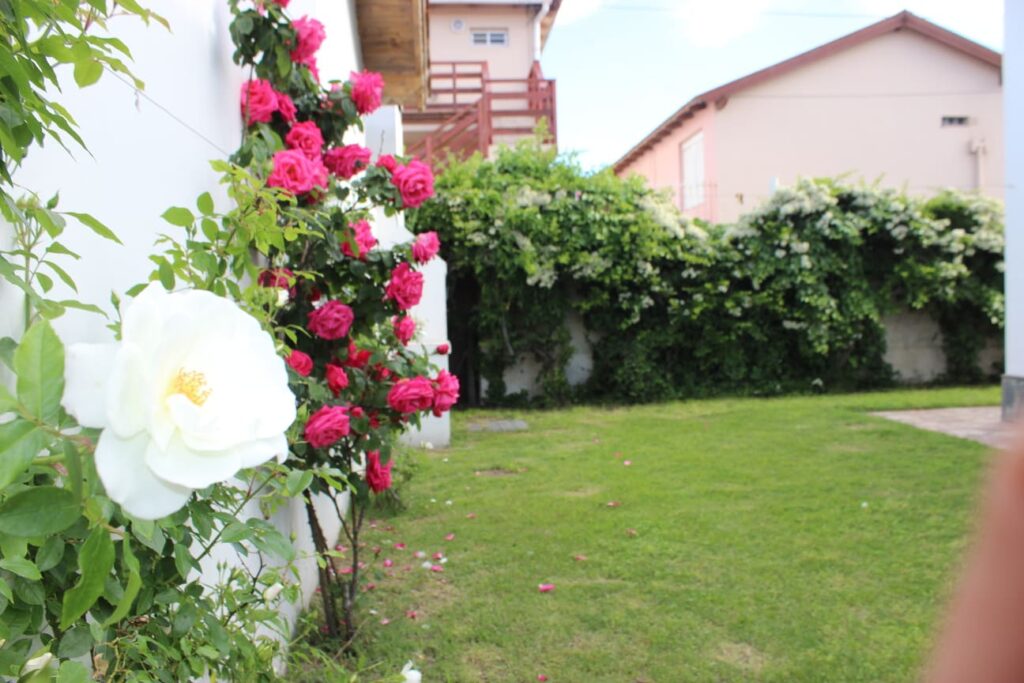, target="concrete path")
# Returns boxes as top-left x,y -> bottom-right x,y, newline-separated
871,406 -> 1018,449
